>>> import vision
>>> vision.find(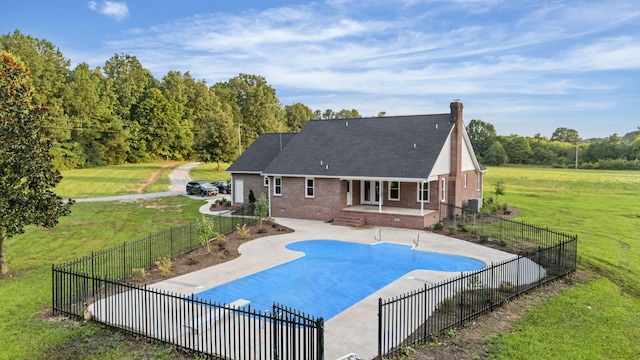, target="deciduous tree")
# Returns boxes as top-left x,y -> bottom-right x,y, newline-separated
0,53 -> 73,274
